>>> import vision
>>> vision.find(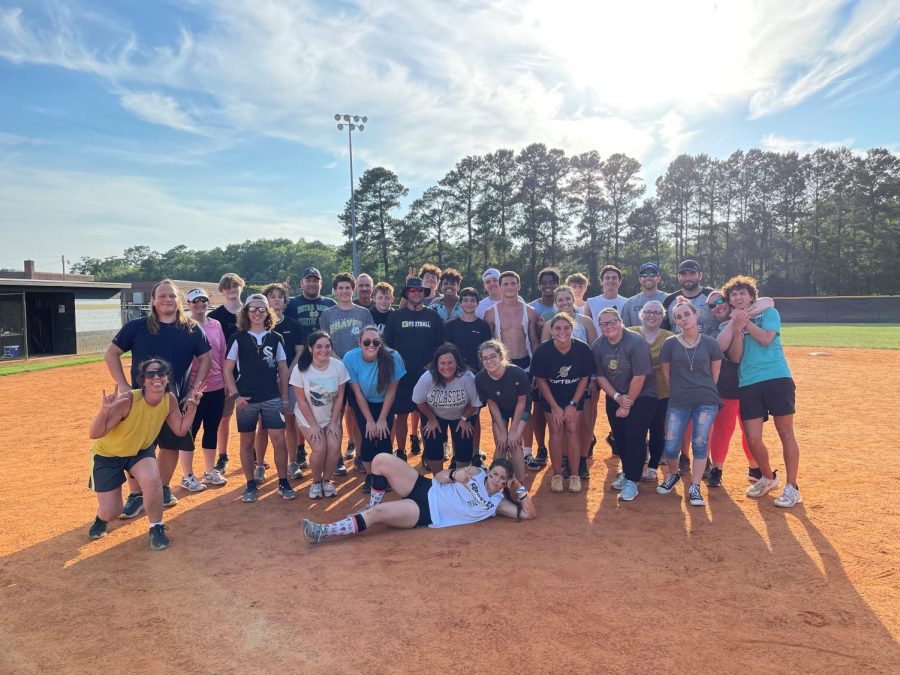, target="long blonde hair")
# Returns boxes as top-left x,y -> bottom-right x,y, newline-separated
147,280 -> 196,335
